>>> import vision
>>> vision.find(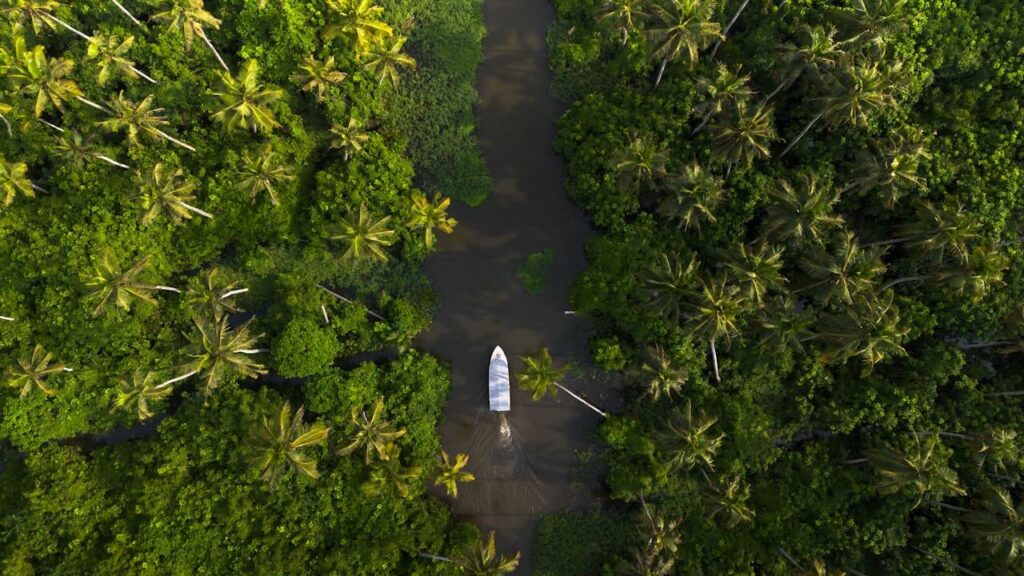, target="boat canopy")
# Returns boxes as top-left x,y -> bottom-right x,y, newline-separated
489,346 -> 511,412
